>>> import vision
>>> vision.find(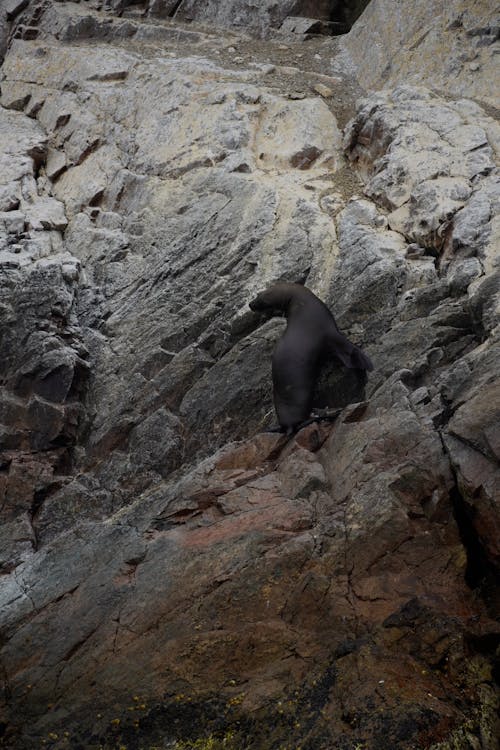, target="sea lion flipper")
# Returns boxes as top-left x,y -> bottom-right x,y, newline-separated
327,334 -> 374,371
347,346 -> 373,371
